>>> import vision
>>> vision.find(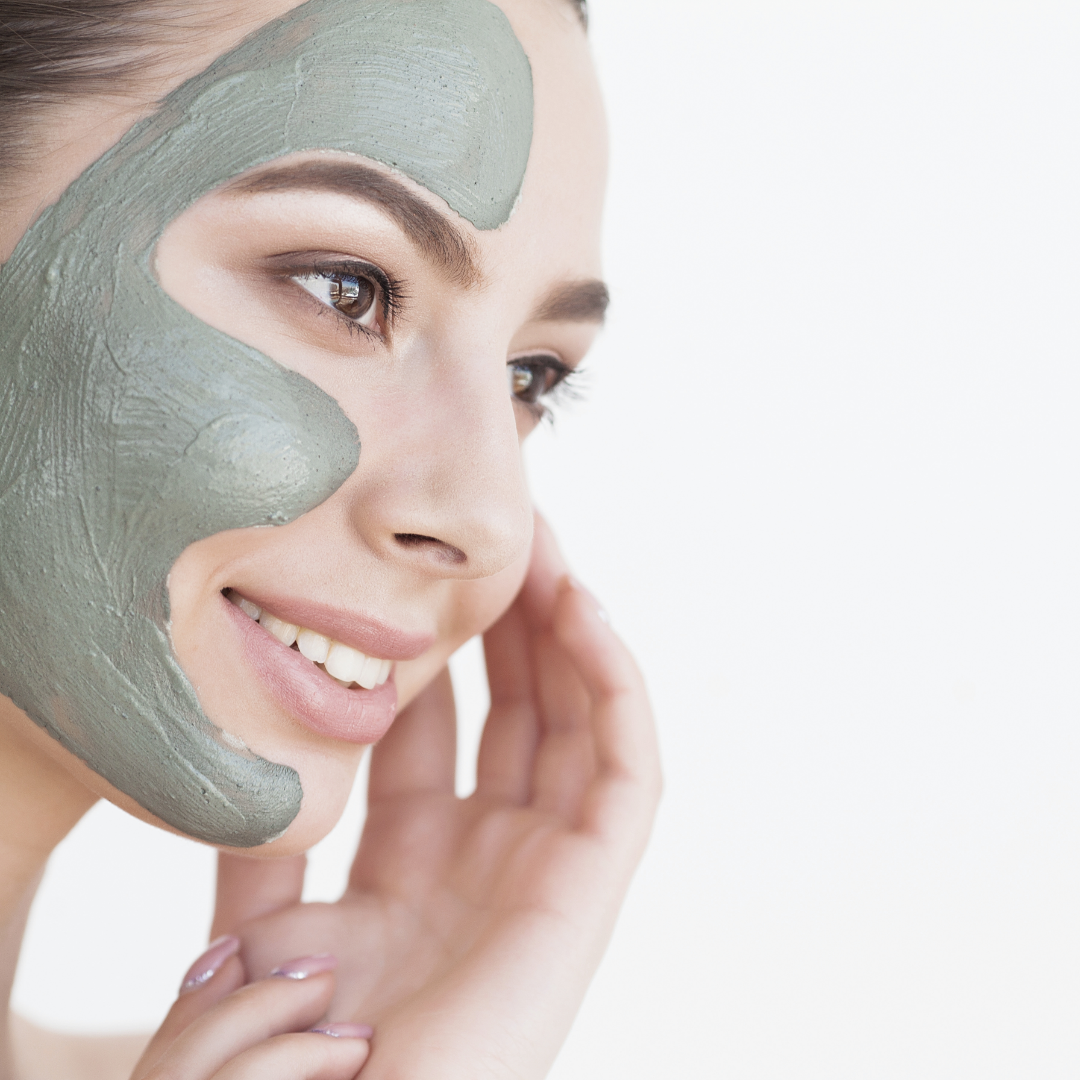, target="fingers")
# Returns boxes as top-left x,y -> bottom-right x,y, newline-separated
138,954 -> 357,1080
211,853 -> 306,939
527,629 -> 596,820
478,513 -> 656,826
211,1031 -> 369,1080
135,939 -> 246,1074
552,579 -> 662,845
474,600 -> 539,804
518,512 -> 570,629
475,512 -> 570,807
486,513 -> 601,818
367,666 -> 456,803
367,513 -> 562,811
